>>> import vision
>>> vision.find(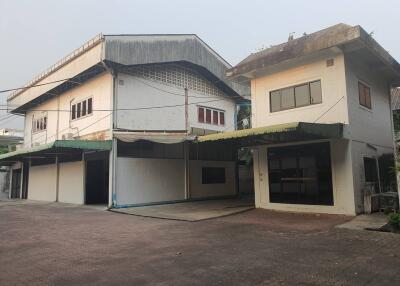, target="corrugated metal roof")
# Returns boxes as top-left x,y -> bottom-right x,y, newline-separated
196,122 -> 343,144
0,140 -> 112,162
